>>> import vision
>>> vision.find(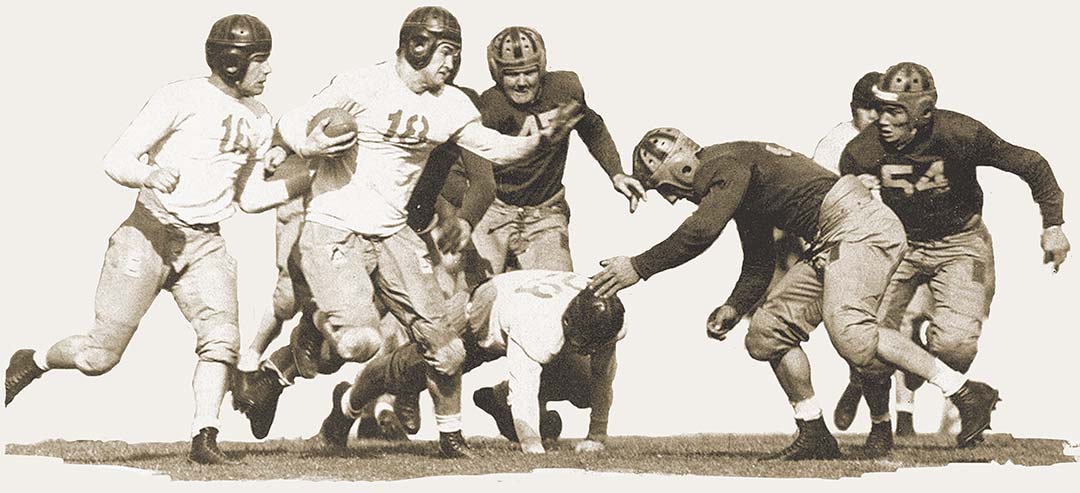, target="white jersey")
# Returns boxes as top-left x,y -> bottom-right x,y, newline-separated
465,269 -> 624,448
105,78 -> 273,225
279,61 -> 539,237
811,120 -> 859,174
